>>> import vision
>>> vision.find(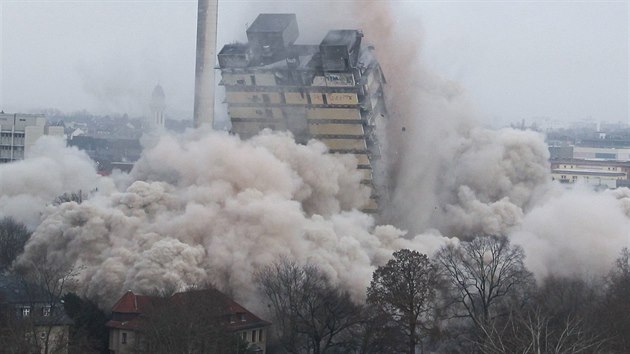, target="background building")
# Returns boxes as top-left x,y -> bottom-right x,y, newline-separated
149,84 -> 166,130
217,14 -> 387,212
550,159 -> 630,188
0,113 -> 64,163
